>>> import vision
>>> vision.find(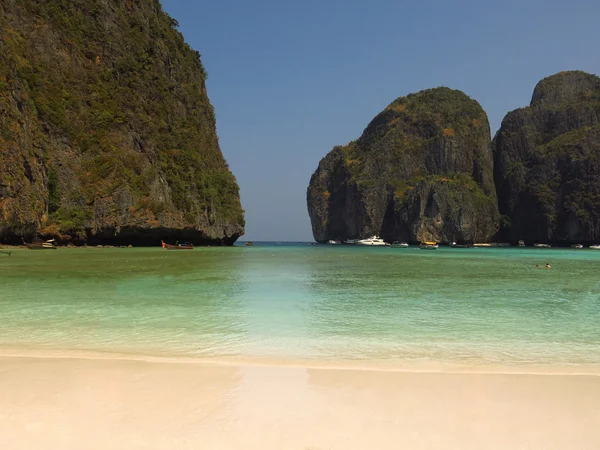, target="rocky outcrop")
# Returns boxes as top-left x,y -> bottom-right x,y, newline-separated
0,0 -> 244,245
307,88 -> 499,243
493,71 -> 600,244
